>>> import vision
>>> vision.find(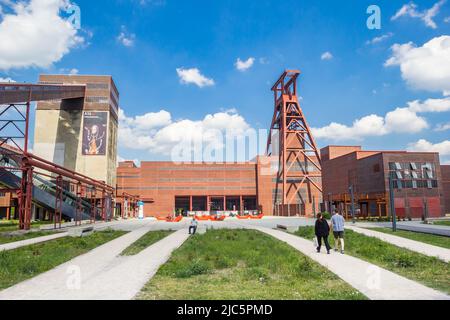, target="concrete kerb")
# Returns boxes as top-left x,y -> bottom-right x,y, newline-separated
67,226 -> 94,237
